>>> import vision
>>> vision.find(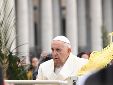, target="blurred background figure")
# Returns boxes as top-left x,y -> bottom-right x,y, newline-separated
26,65 -> 33,80
39,50 -> 52,64
31,57 -> 39,80
26,57 -> 39,80
84,65 -> 113,85
27,51 -> 52,80
109,59 -> 113,66
77,52 -> 91,59
0,66 -> 10,85
0,66 -> 4,85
